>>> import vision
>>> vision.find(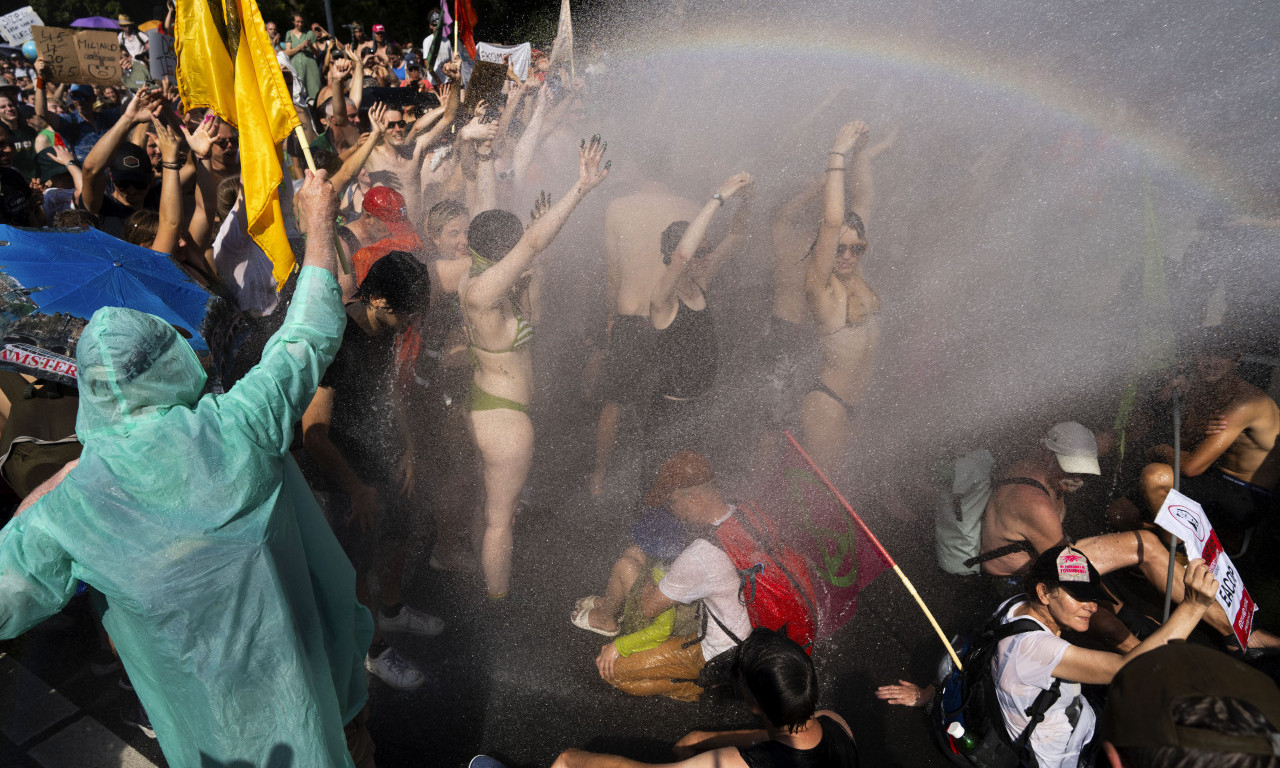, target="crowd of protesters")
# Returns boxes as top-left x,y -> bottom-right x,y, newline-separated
1,7 -> 1280,768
